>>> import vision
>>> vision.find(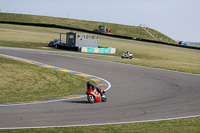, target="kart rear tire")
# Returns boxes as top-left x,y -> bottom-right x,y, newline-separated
87,95 -> 95,103
101,93 -> 107,102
